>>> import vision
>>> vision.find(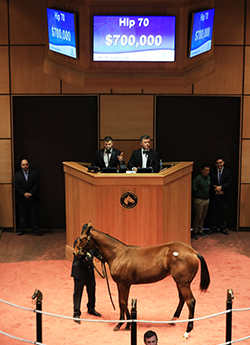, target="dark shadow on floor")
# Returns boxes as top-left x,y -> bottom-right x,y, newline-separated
0,229 -> 66,263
